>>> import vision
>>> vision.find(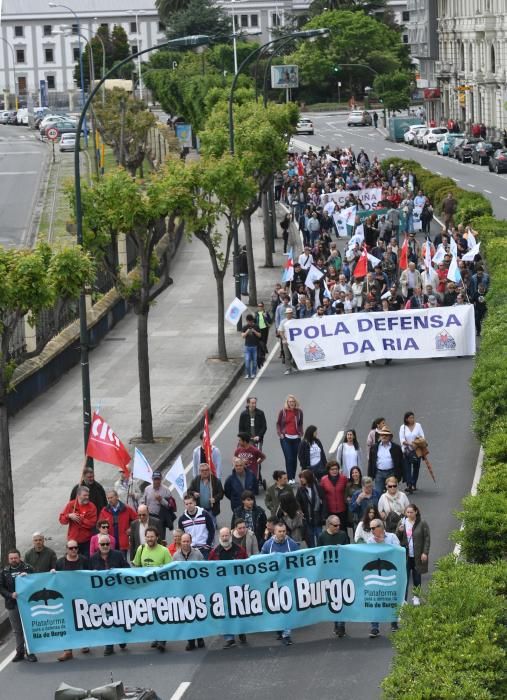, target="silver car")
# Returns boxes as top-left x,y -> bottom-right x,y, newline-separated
0,110 -> 16,125
347,110 -> 373,127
